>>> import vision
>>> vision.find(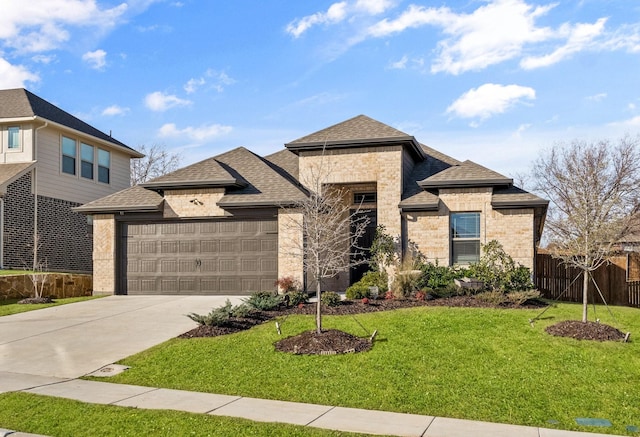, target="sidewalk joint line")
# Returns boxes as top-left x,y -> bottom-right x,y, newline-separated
421,416 -> 436,437
206,395 -> 244,413
305,405 -> 335,426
